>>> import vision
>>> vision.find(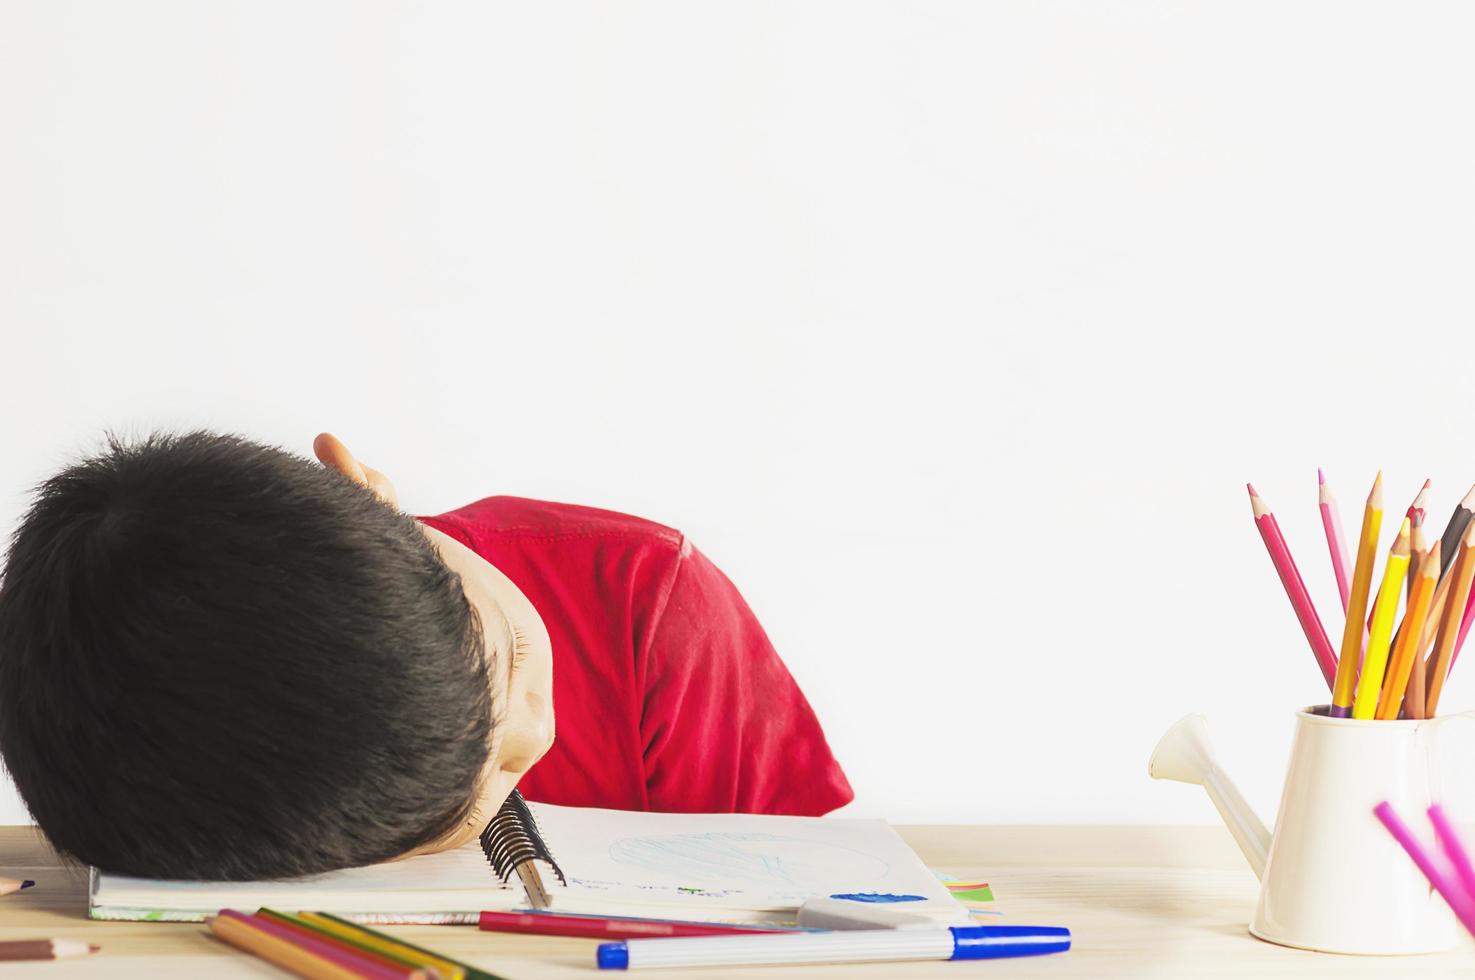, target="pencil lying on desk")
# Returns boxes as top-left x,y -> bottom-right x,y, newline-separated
211,910 -> 430,980
0,877 -> 34,896
0,939 -> 97,962
1331,473 -> 1384,717
1353,518 -> 1411,720
1248,484 -> 1338,690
